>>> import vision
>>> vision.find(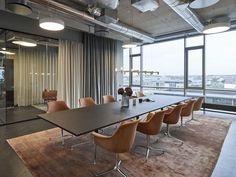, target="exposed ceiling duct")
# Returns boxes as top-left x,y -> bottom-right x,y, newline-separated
72,0 -> 119,10
28,0 -> 155,43
163,0 -> 204,33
